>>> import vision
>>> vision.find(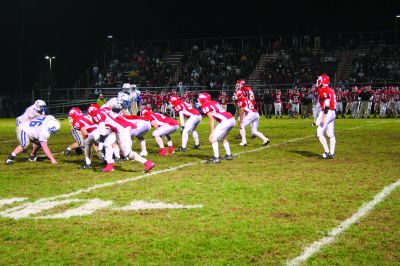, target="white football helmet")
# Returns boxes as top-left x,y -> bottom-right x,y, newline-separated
45,115 -> 60,134
118,93 -> 131,109
34,100 -> 47,114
